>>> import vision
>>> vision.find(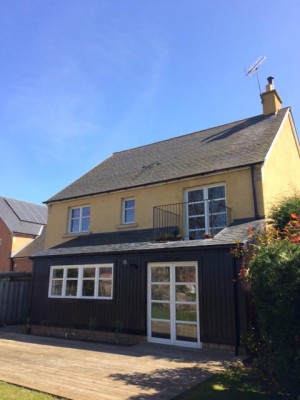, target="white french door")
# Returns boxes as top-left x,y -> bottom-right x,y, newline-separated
147,262 -> 200,348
